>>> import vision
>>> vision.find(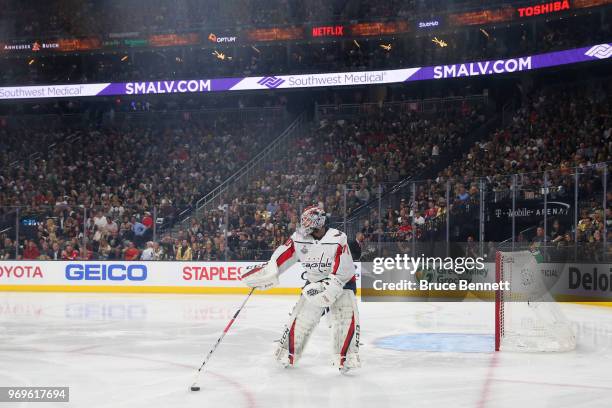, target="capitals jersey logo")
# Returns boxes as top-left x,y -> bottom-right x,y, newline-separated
303,253 -> 333,273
